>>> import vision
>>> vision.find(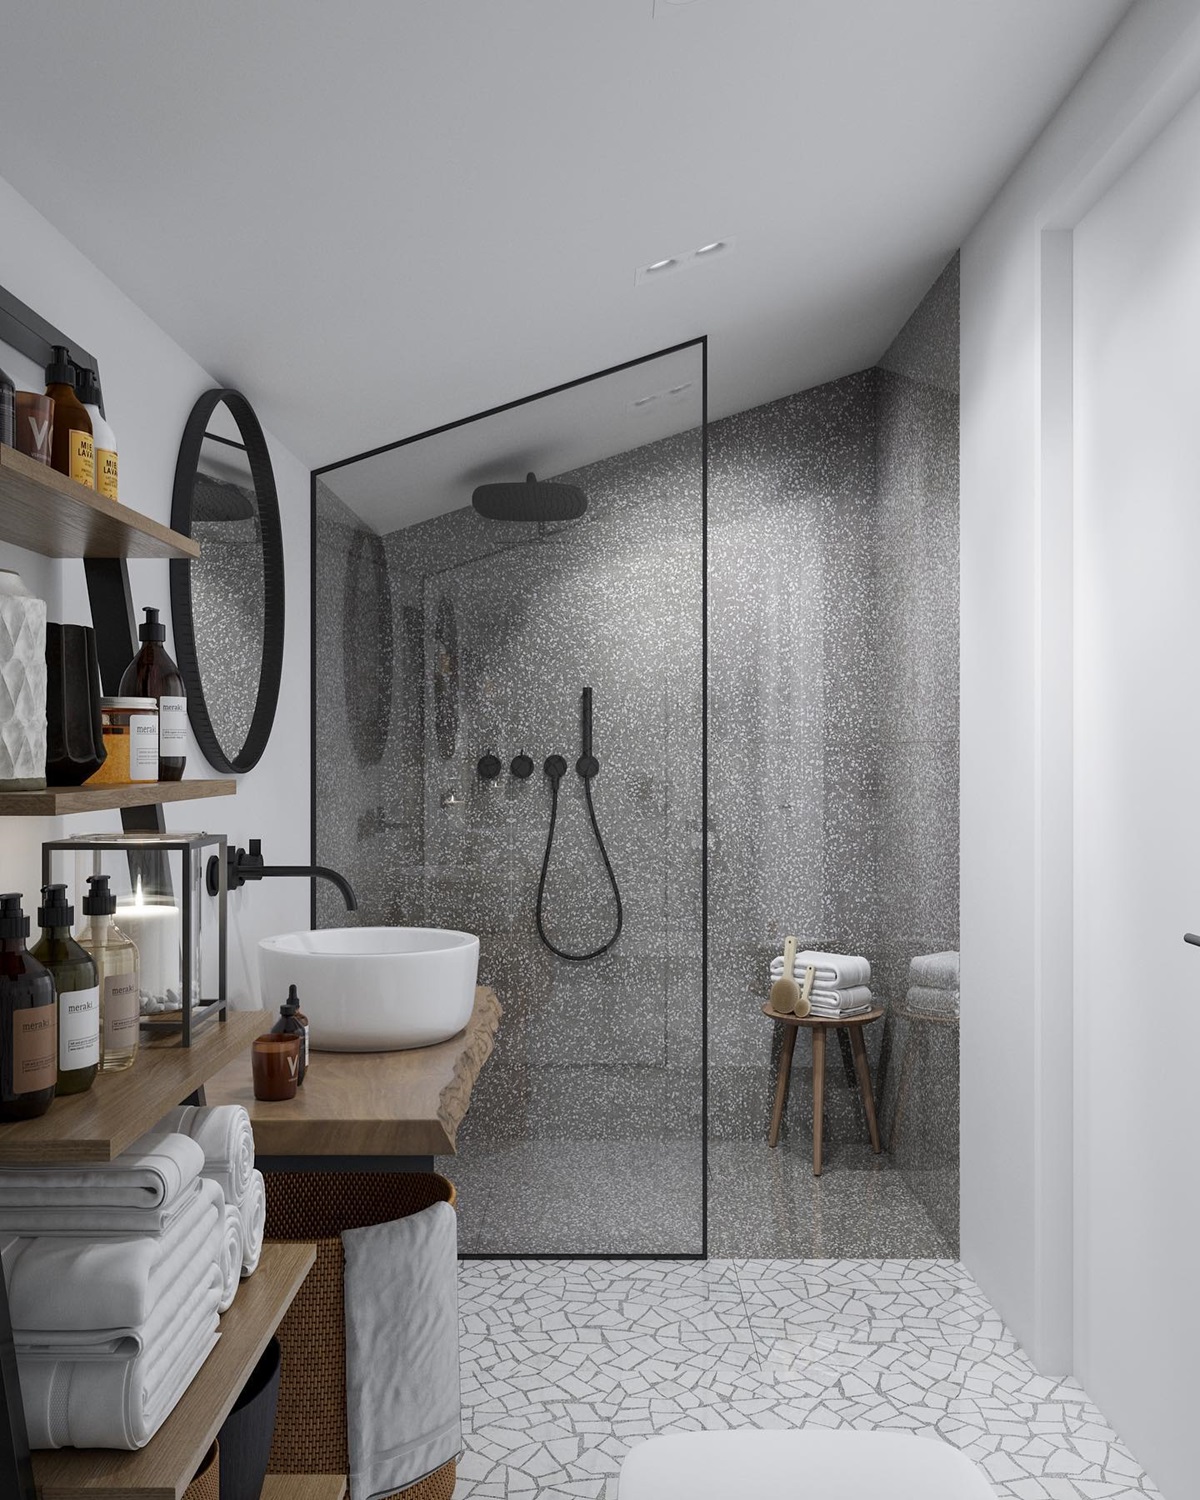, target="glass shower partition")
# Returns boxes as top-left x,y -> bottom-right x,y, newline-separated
313,343 -> 707,1255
